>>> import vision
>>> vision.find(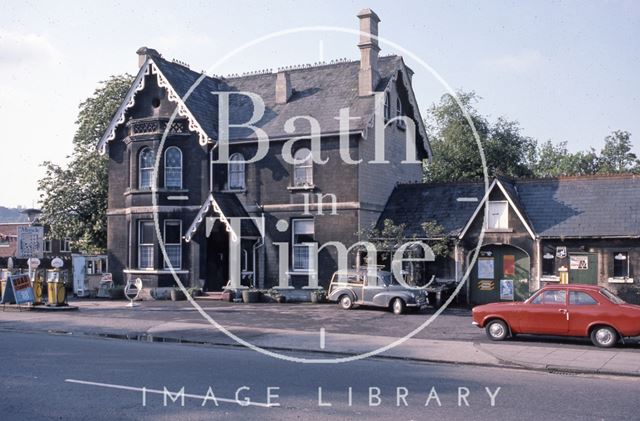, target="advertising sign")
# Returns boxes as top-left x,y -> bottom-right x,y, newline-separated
500,279 -> 514,300
16,226 -> 44,259
477,280 -> 495,291
1,274 -> 35,305
570,255 -> 589,270
477,257 -> 494,279
51,257 -> 64,268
